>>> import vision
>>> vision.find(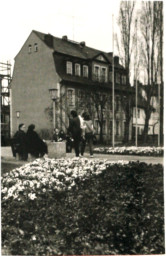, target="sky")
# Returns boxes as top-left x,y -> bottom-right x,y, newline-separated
0,0 -> 120,67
